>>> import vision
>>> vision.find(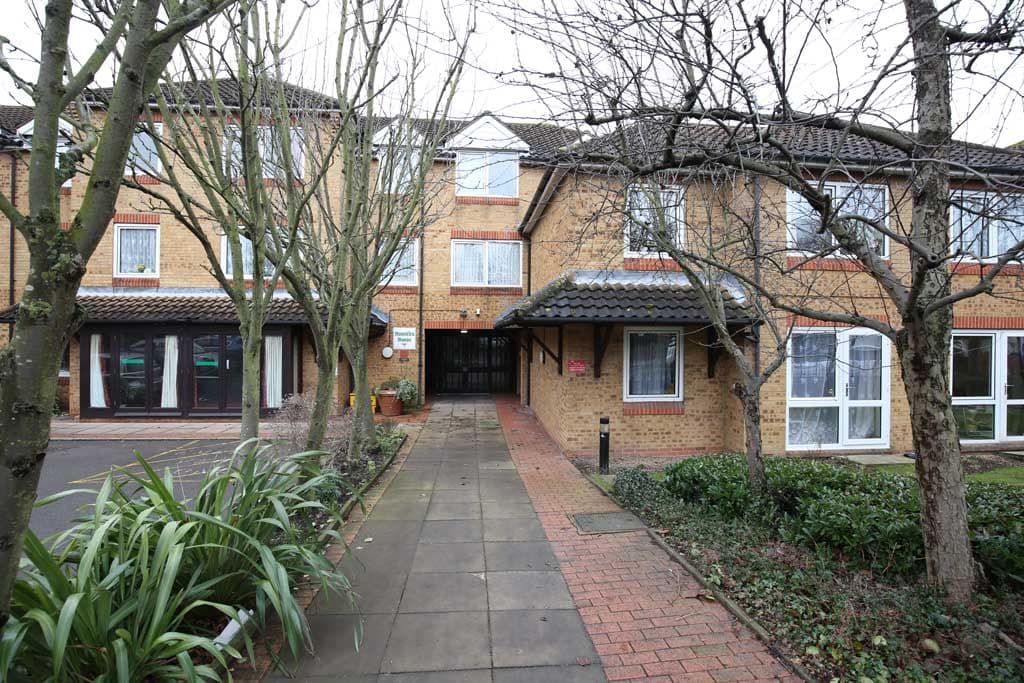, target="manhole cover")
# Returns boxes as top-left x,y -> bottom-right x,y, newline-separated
570,511 -> 645,534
